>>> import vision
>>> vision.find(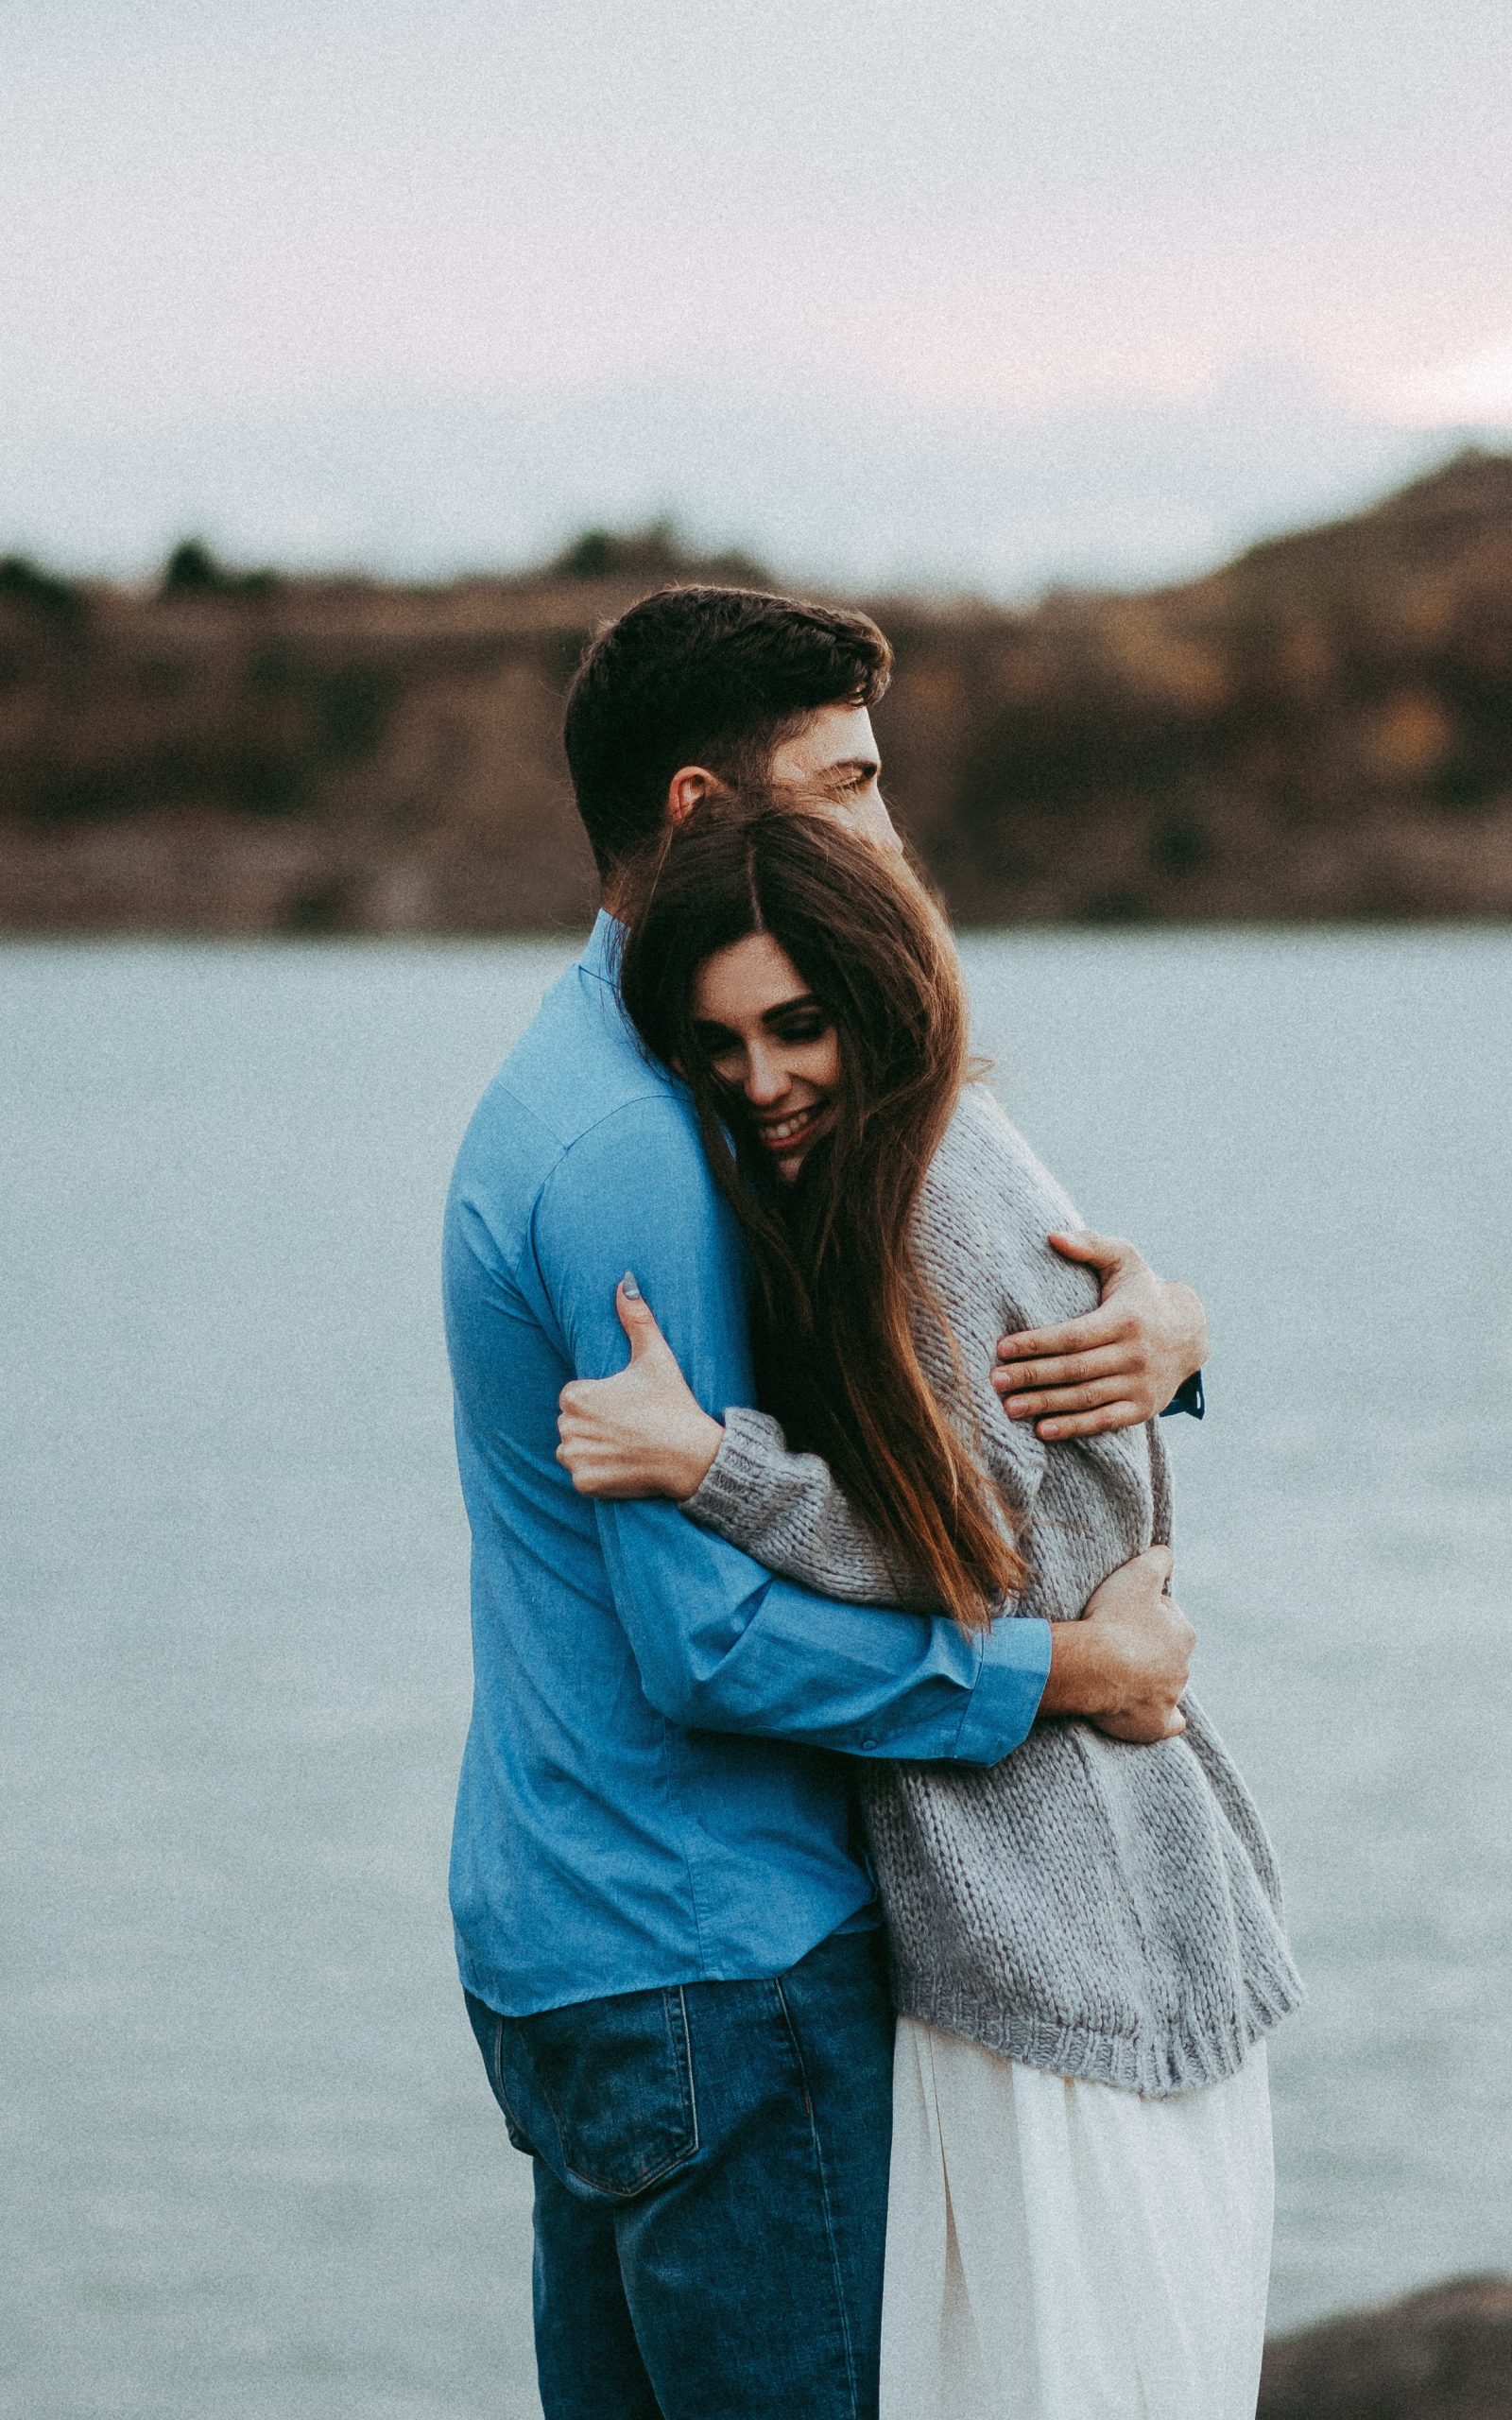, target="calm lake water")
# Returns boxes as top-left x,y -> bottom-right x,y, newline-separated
3,930 -> 1510,2420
